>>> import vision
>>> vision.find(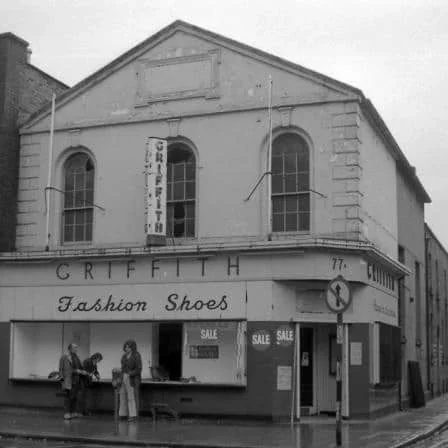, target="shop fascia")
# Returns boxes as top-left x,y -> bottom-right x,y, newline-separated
55,255 -> 241,281
1,240 -> 407,288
